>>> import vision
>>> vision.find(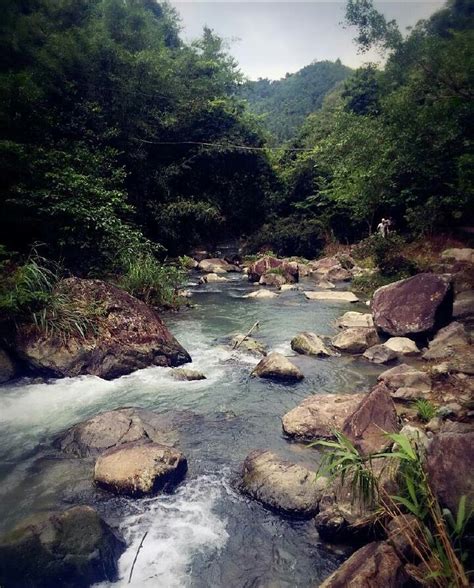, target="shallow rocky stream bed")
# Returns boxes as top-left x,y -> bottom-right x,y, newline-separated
0,273 -> 402,587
